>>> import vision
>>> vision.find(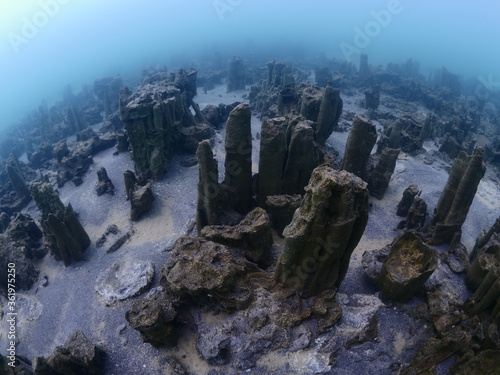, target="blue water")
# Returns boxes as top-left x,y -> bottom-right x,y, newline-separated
1,0 -> 499,130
